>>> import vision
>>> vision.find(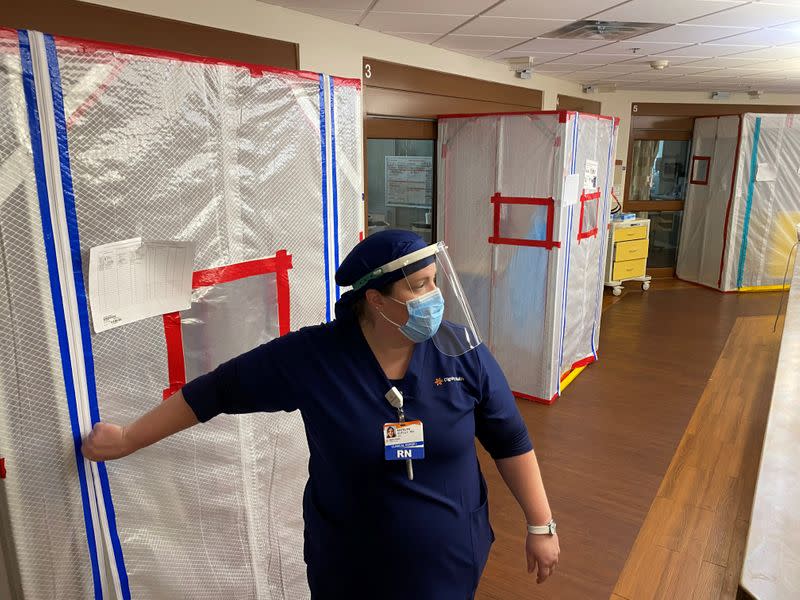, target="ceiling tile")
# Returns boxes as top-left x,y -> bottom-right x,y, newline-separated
360,12 -> 471,32
687,2 -> 800,28
512,38 -> 615,53
618,59 -> 709,71
594,62 -> 654,71
725,66 -> 787,75
384,32 -> 441,43
581,42 -> 639,55
572,52 -> 640,63
687,69 -> 737,77
444,48 -> 499,57
652,44 -> 766,58
681,56 -> 773,67
272,0 -> 372,9
658,64 -> 727,73
544,54 -> 614,66
455,17 -> 573,37
616,41 -> 697,53
373,0 -> 495,13
490,49 -> 572,61
527,63 -> 579,72
627,24 -> 756,43
590,0 -> 745,24
568,70 -> 626,79
486,0 -> 622,19
434,34 -> 529,51
726,44 -> 800,59
713,26 -> 800,45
